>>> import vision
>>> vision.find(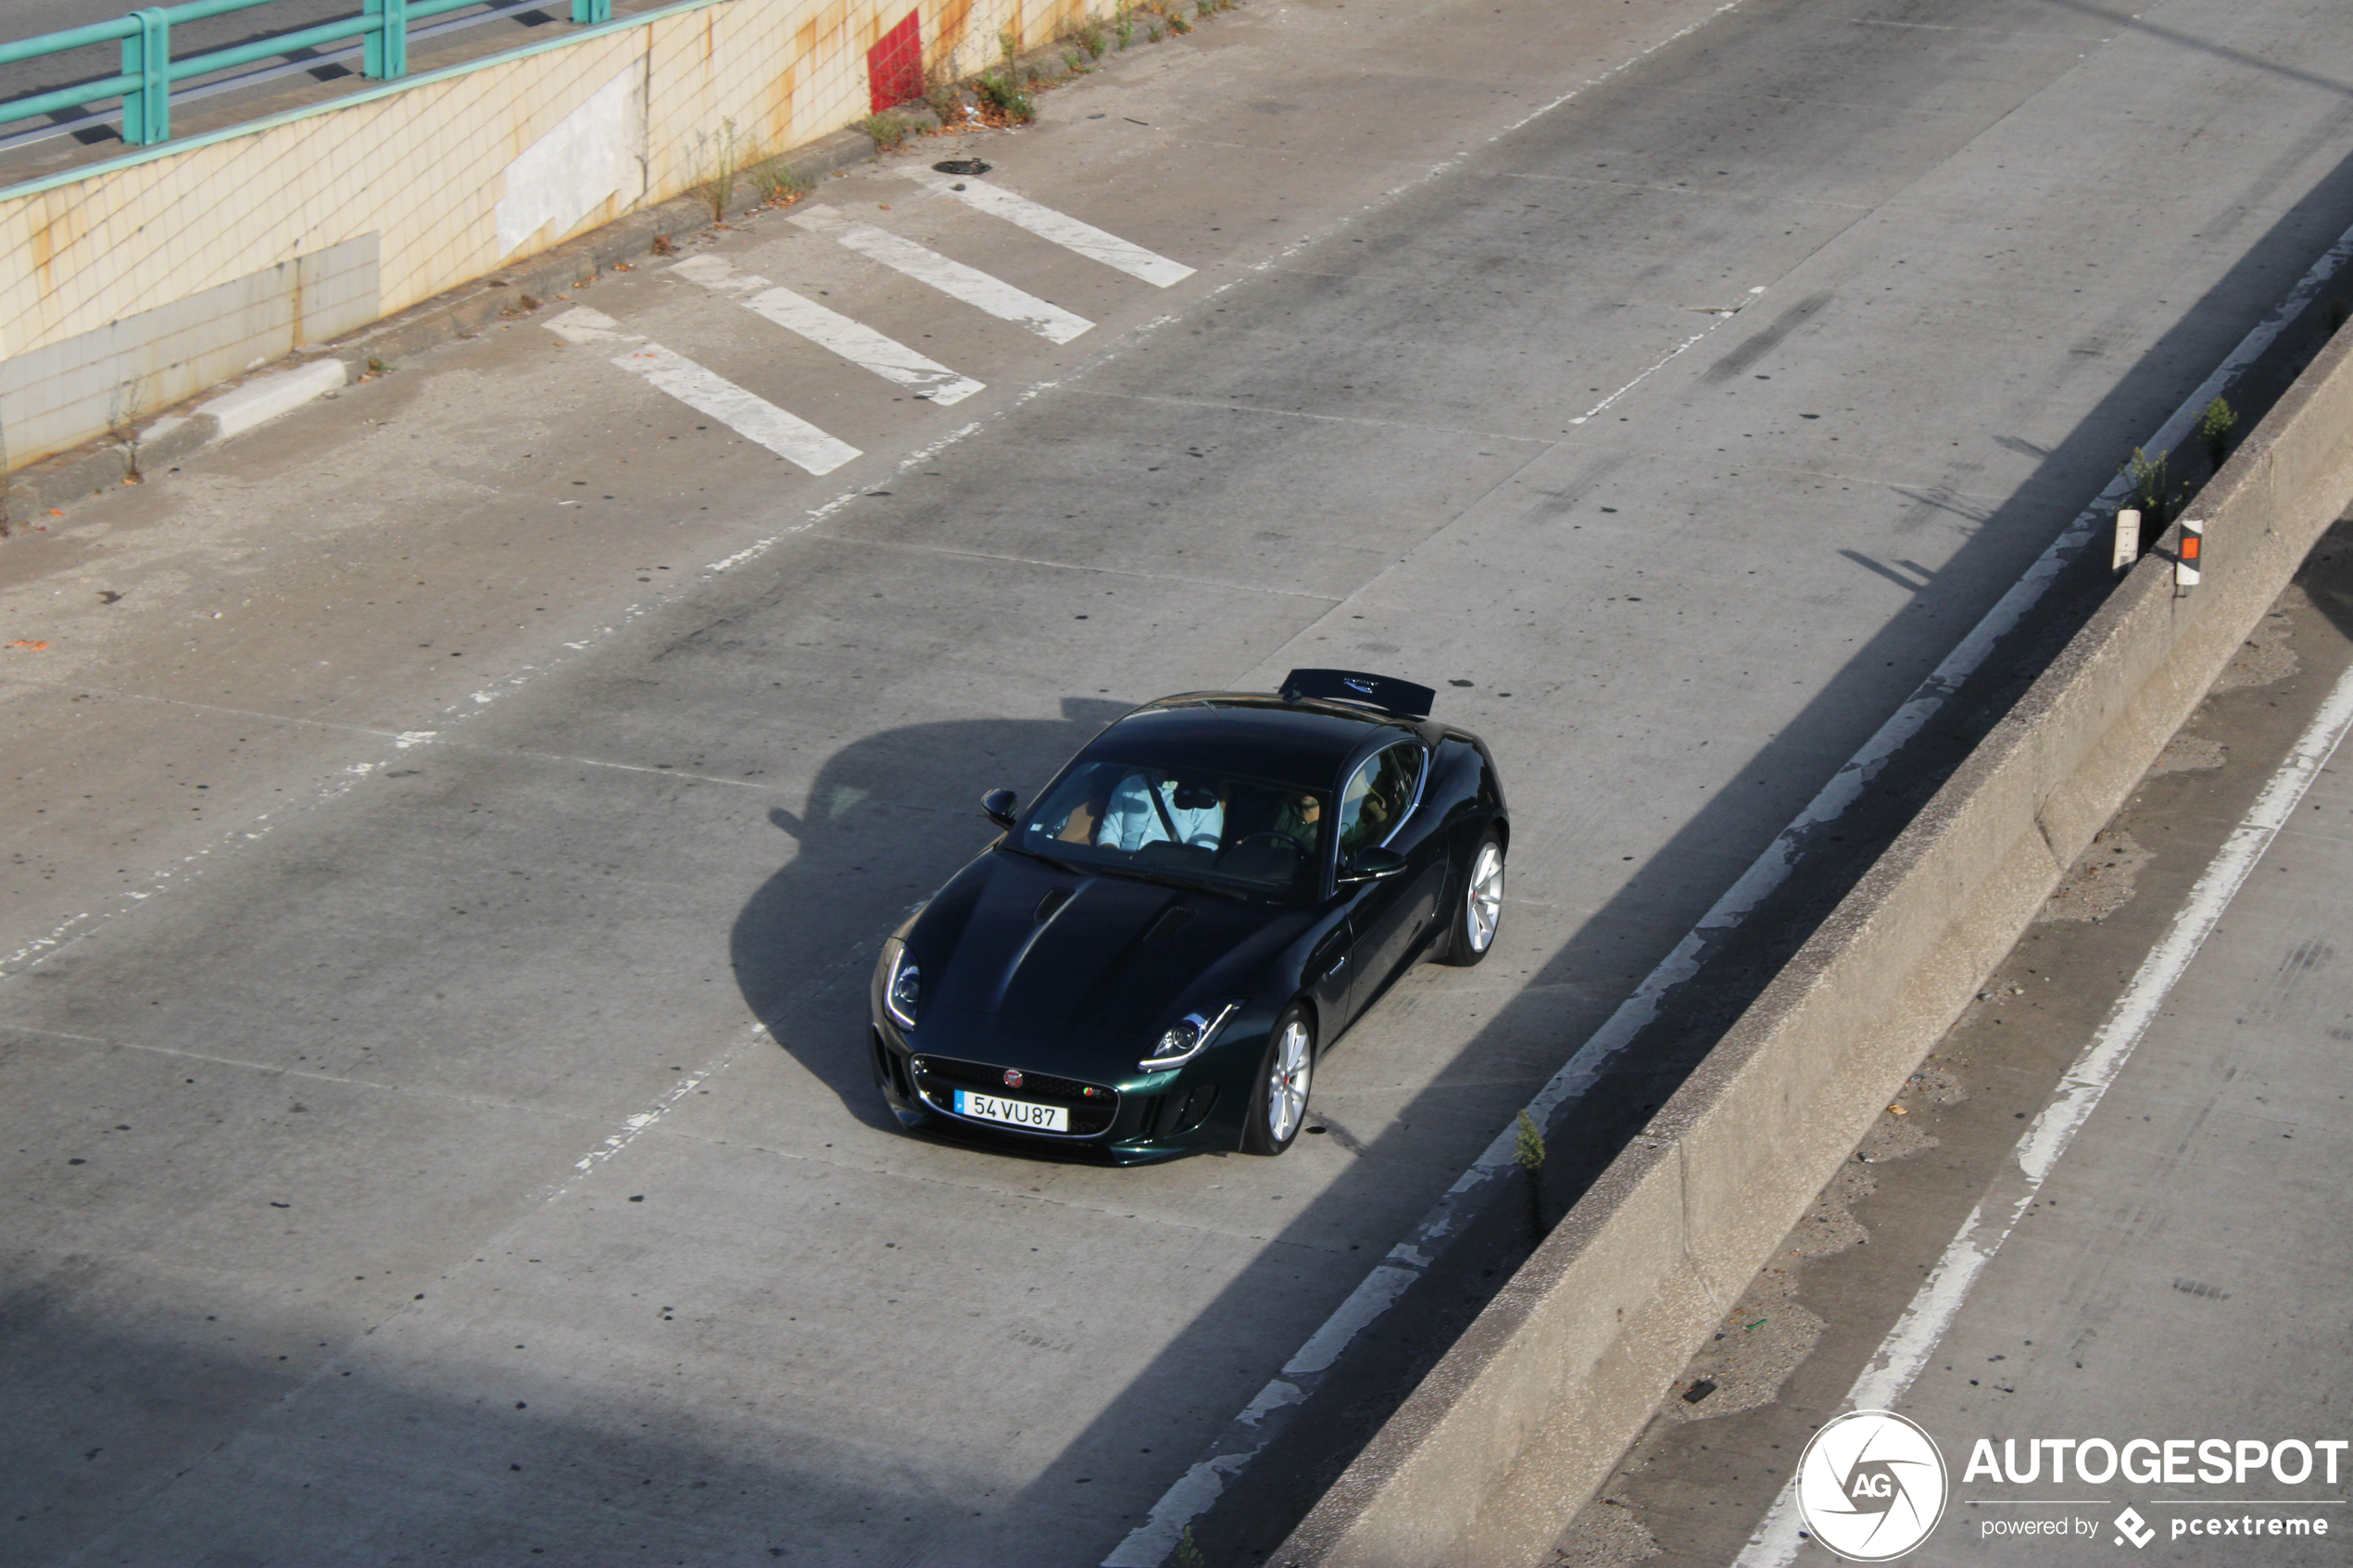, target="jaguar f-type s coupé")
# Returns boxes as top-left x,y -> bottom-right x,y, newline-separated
869,670 -> 1508,1160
